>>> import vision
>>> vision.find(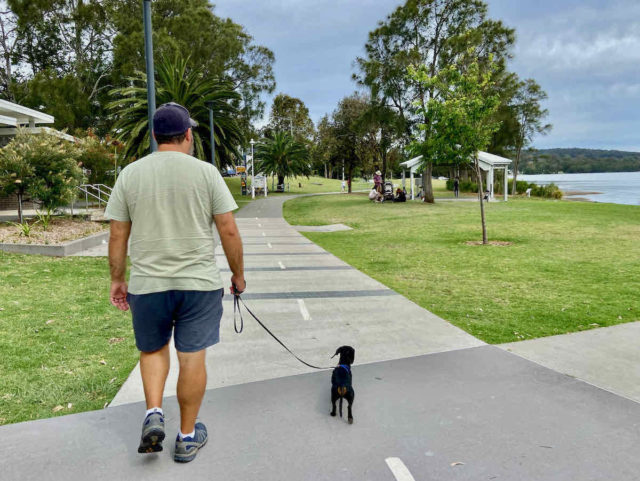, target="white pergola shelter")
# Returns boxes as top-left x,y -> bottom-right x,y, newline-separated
399,155 -> 422,200
400,151 -> 512,201
477,151 -> 511,201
